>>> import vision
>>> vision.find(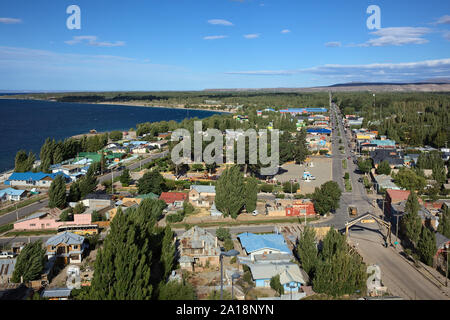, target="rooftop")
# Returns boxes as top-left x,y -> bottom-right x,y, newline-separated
46,232 -> 85,246
237,232 -> 291,255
